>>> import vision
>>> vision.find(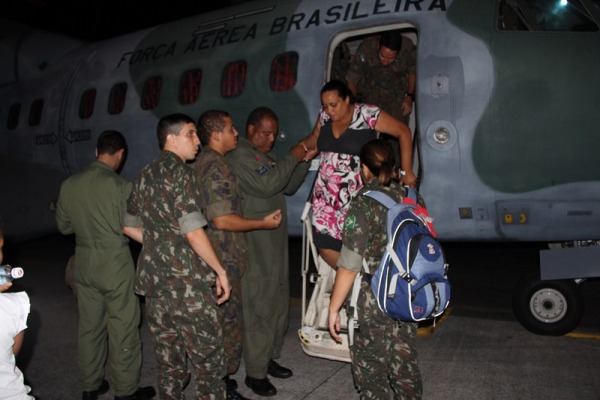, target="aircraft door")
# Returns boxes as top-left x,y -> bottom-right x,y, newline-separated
327,27 -> 421,181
